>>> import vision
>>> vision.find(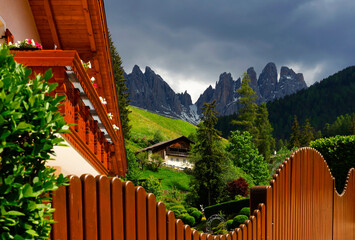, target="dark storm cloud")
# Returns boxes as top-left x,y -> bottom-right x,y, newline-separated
105,0 -> 355,102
